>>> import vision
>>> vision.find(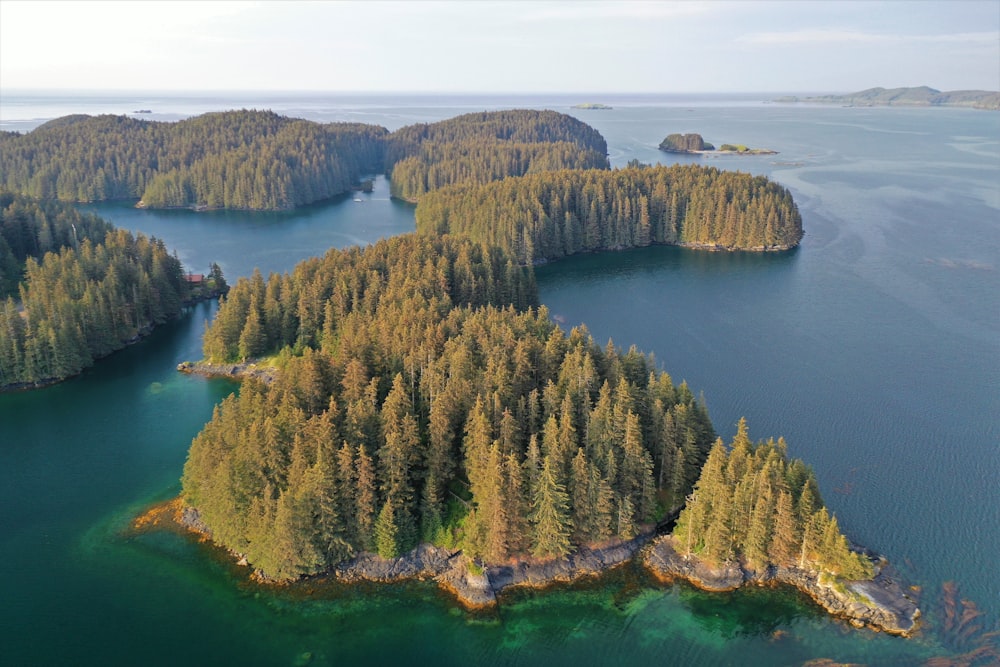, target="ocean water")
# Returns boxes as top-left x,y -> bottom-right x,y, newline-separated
1,92 -> 998,666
